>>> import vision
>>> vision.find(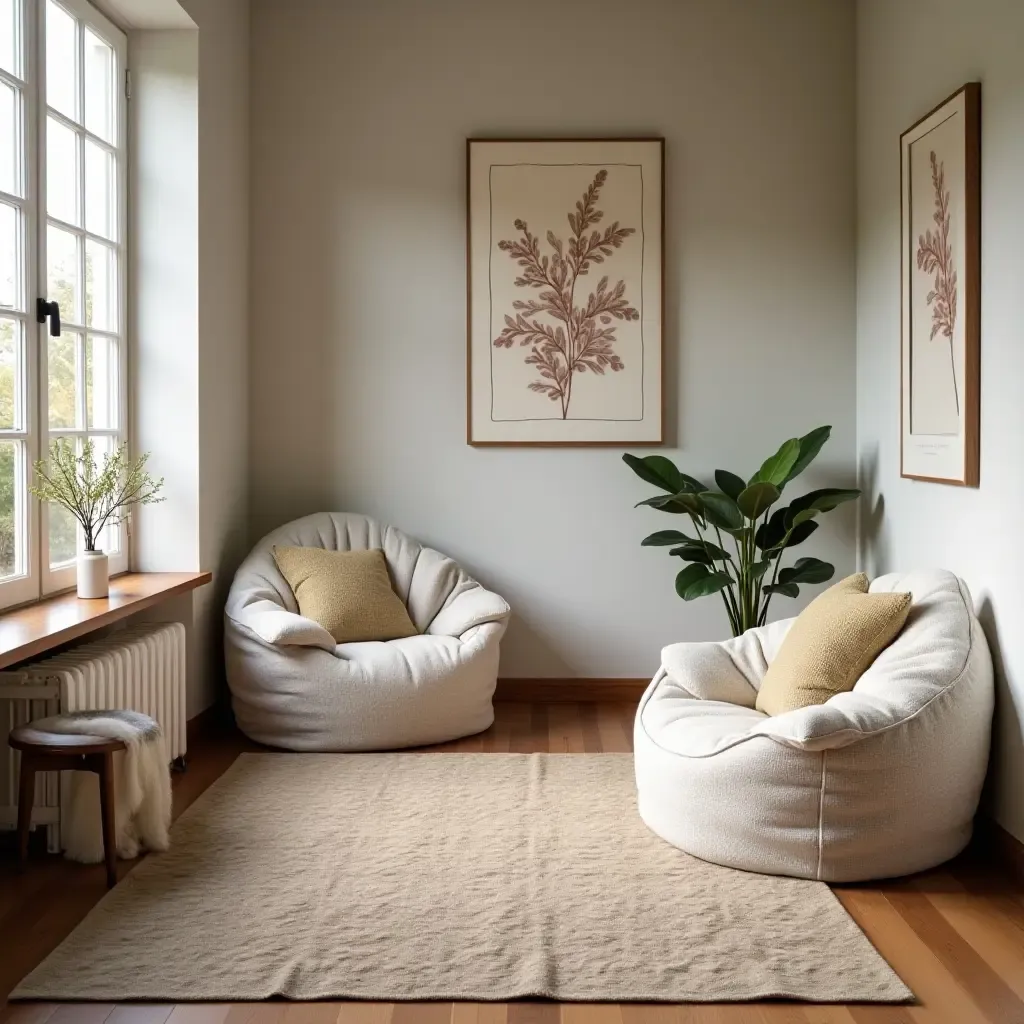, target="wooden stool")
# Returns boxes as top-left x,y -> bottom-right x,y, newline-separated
9,725 -> 126,888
